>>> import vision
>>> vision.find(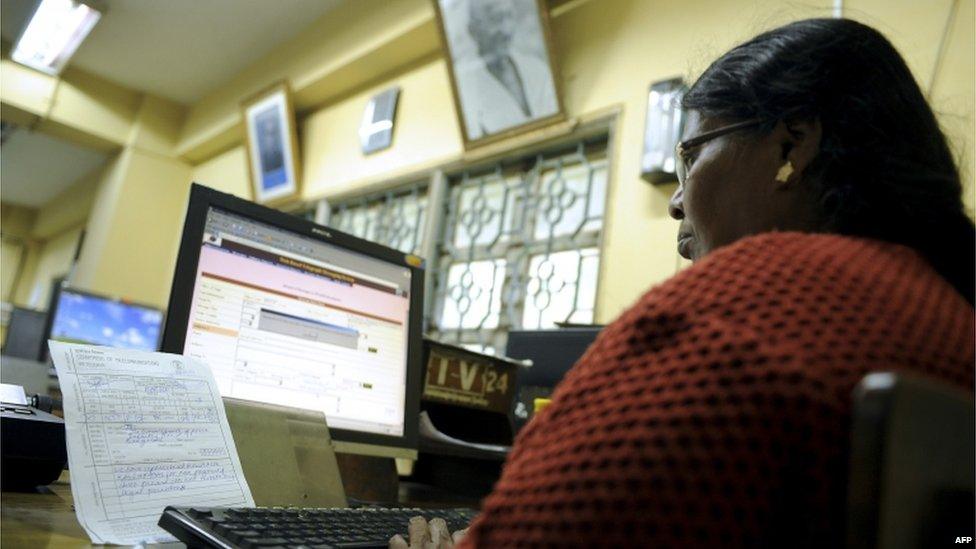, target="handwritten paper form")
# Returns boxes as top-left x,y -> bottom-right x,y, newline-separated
50,341 -> 255,545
